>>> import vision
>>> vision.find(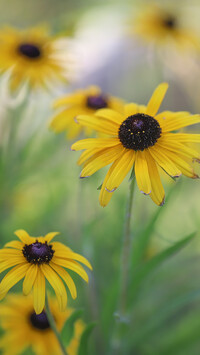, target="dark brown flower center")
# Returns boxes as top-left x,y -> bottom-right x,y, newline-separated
18,43 -> 41,59
86,95 -> 108,110
162,15 -> 176,29
30,311 -> 50,330
118,113 -> 161,151
22,241 -> 54,264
